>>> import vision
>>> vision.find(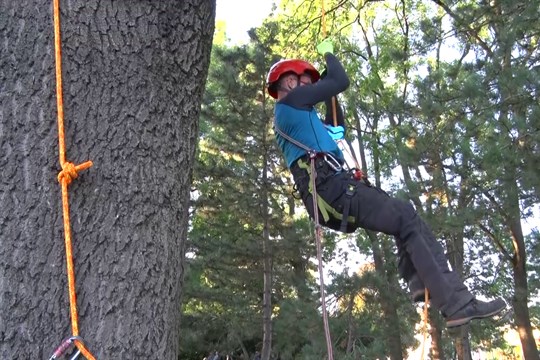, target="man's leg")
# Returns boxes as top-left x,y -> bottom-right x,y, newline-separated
345,181 -> 505,325
343,182 -> 470,313
291,166 -> 505,327
397,217 -> 472,304
397,246 -> 428,302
